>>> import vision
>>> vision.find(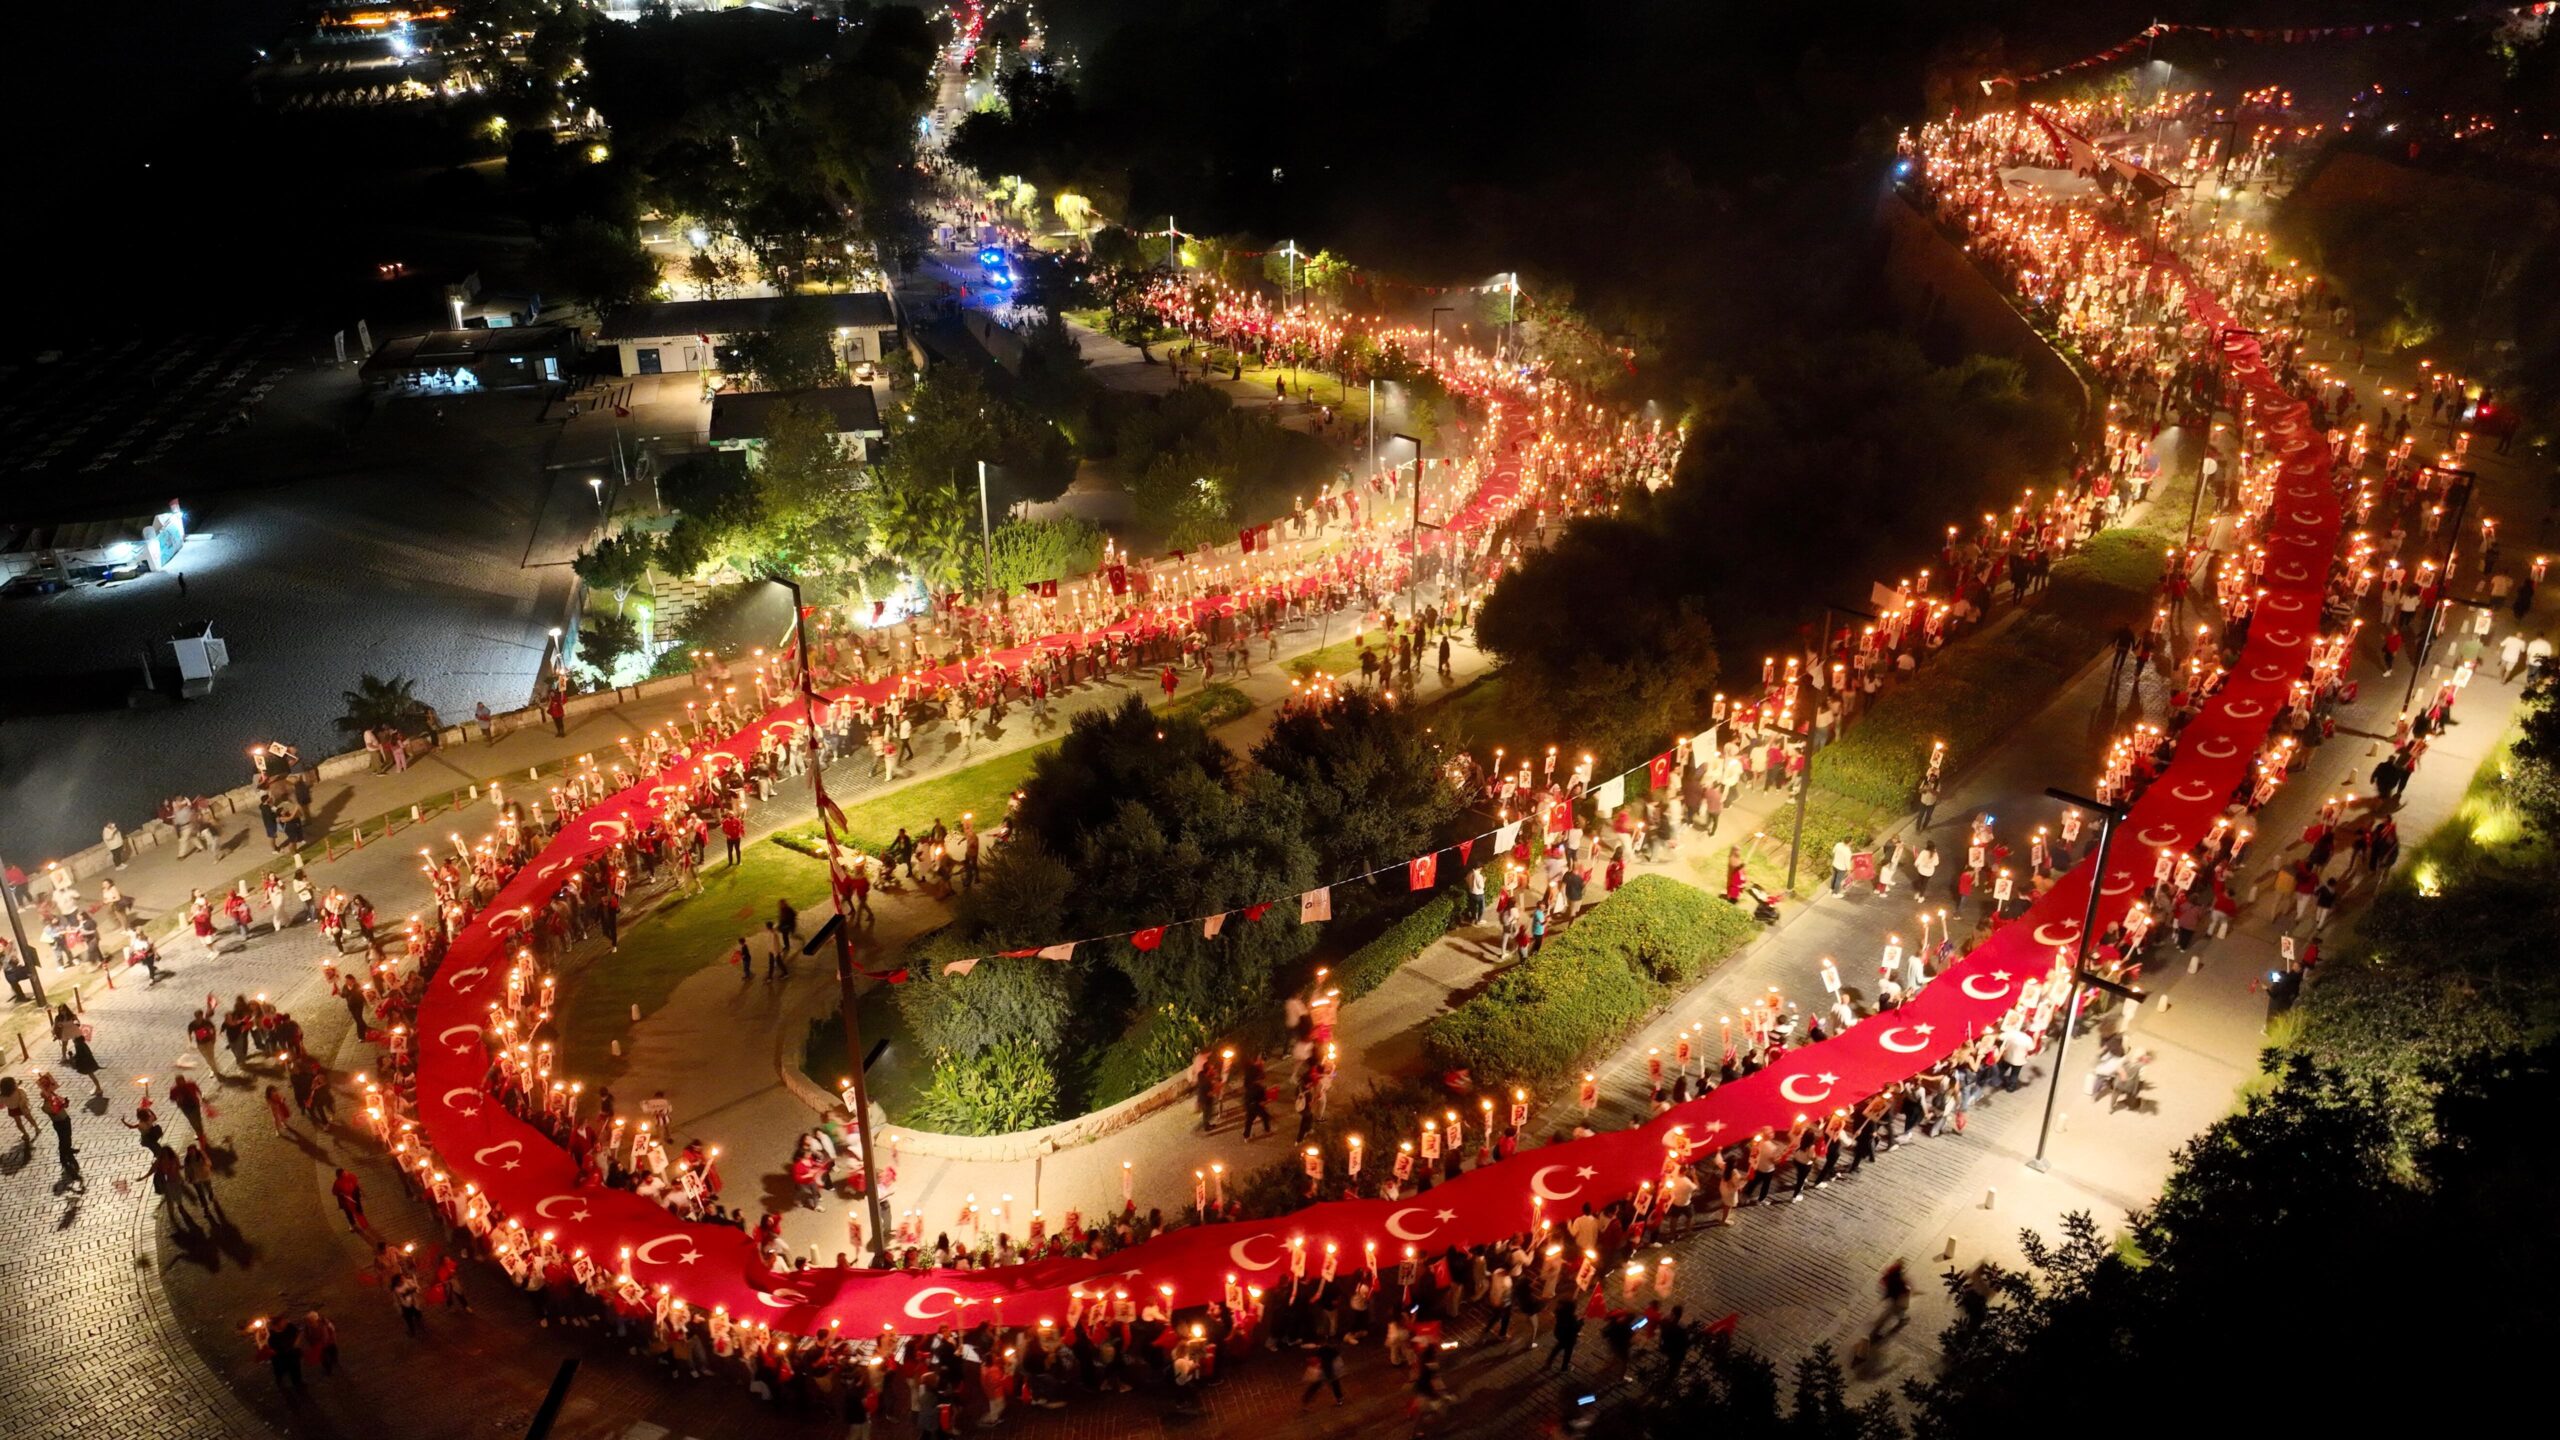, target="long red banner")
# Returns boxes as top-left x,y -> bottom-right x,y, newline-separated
408,281 -> 2331,1334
